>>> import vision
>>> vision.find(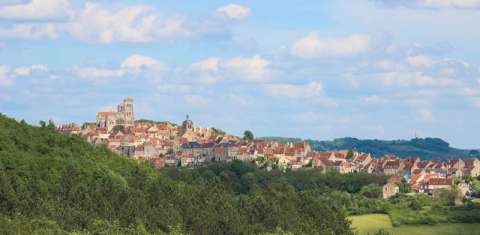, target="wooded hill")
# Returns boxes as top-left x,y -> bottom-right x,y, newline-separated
260,137 -> 479,160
